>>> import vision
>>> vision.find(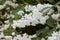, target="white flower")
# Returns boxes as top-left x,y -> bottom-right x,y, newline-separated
10,3 -> 18,8
44,4 -> 53,7
52,31 -> 58,36
2,24 -> 9,30
32,8 -> 39,13
13,35 -> 22,40
17,10 -> 24,16
30,18 -> 39,26
39,15 -> 49,24
12,20 -> 17,29
4,1 -> 12,5
52,13 -> 60,21
56,5 -> 60,12
31,6 -> 37,11
56,22 -> 60,28
13,33 -> 29,40
22,20 -> 30,26
0,24 -> 9,31
13,33 -> 36,40
48,9 -> 54,14
0,32 -> 4,38
11,24 -> 16,29
41,38 -> 45,40
24,14 -> 33,22
5,36 -> 12,40
29,34 -> 36,38
4,20 -> 9,24
32,12 -> 42,20
0,5 -> 5,10
48,36 -> 57,40
17,20 -> 26,28
5,1 -> 18,8
12,20 -> 26,28
37,3 -> 44,11
25,5 -> 32,11
12,32 -> 15,36
47,31 -> 60,40
7,14 -> 14,18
